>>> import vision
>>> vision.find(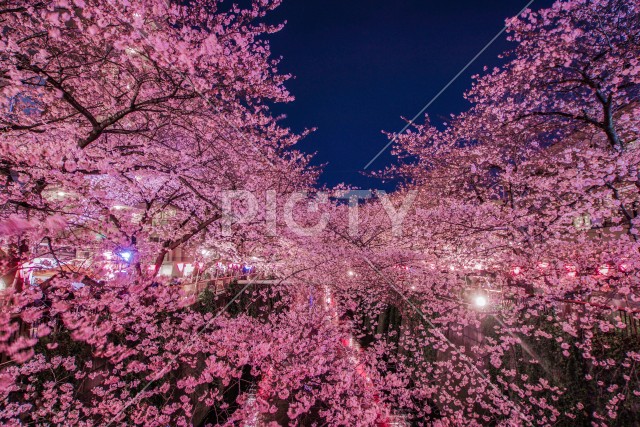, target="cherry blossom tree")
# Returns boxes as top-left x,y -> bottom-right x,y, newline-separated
2,0 -> 640,425
362,0 -> 640,424
0,0 -> 315,288
0,1 -> 333,425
